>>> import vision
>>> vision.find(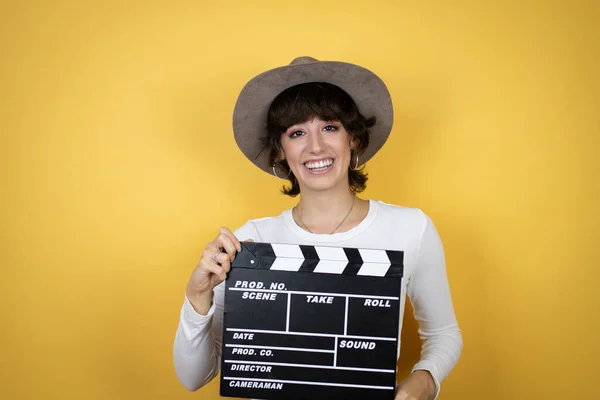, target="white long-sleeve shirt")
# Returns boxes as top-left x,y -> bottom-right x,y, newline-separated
173,199 -> 462,399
